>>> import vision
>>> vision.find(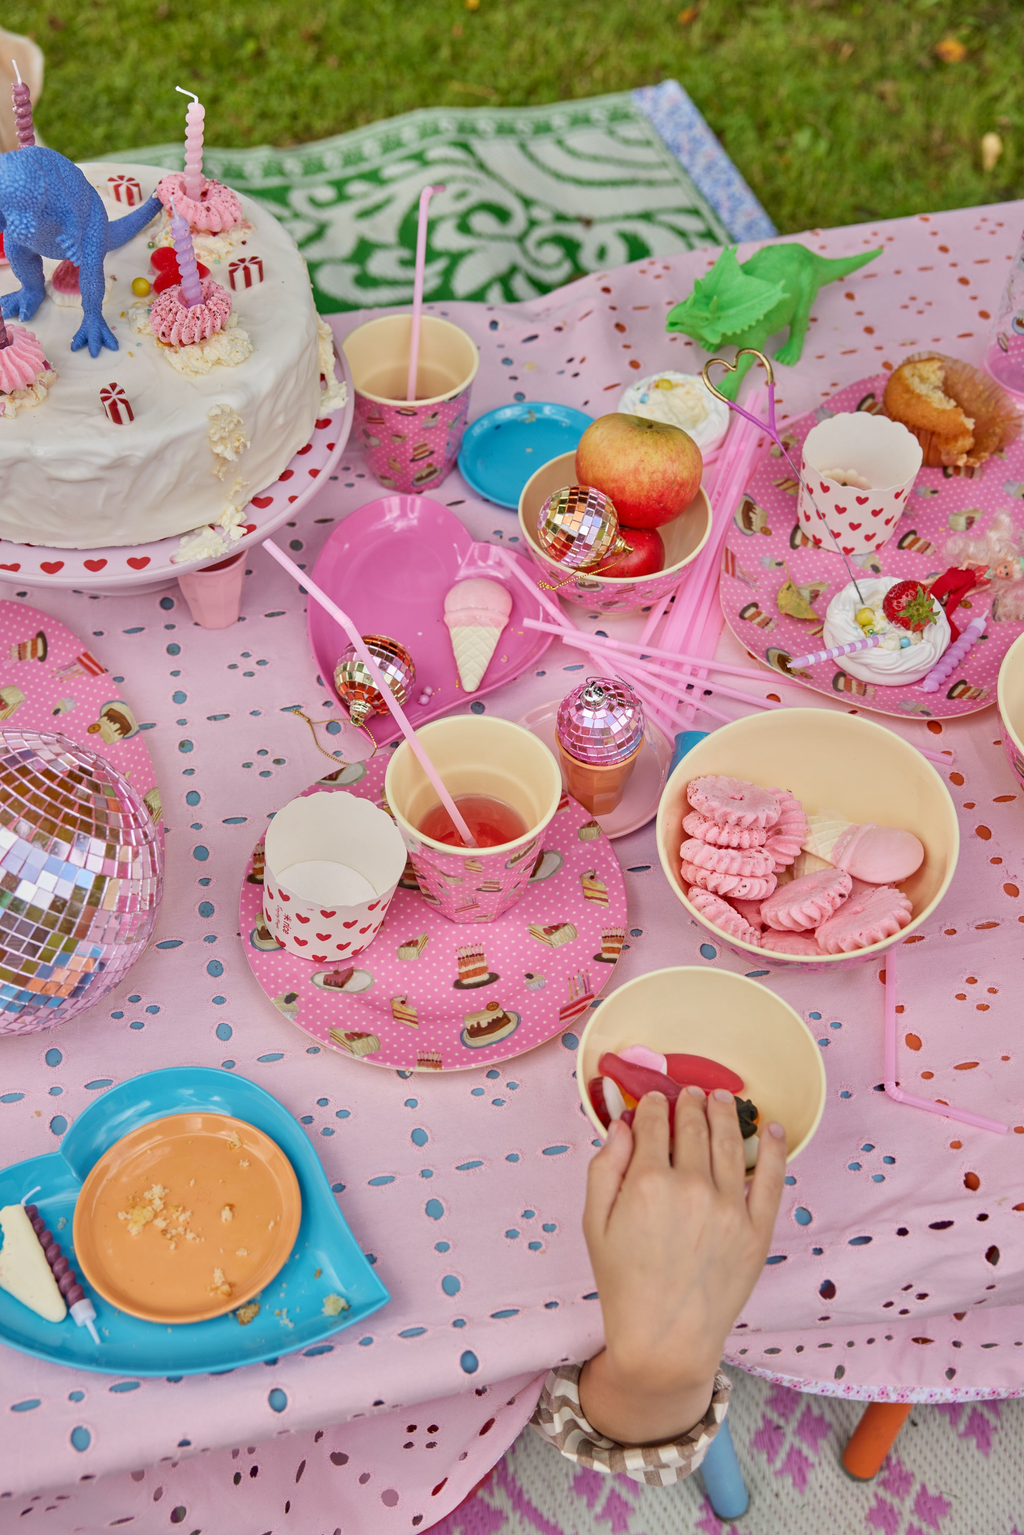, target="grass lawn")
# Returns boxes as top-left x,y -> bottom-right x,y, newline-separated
10,0 -> 1023,234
